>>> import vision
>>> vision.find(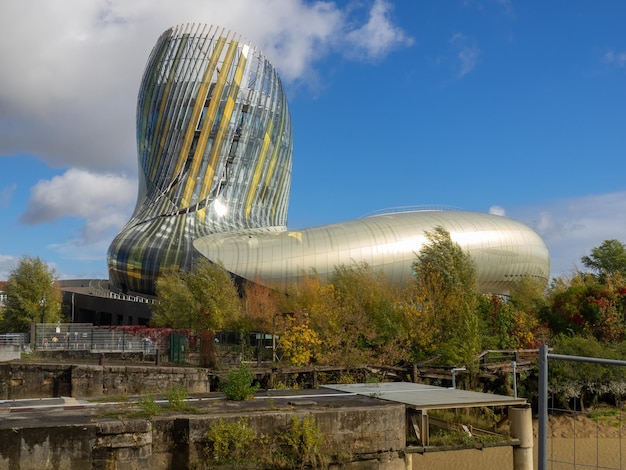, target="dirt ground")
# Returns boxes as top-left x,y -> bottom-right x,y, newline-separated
537,411 -> 626,438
